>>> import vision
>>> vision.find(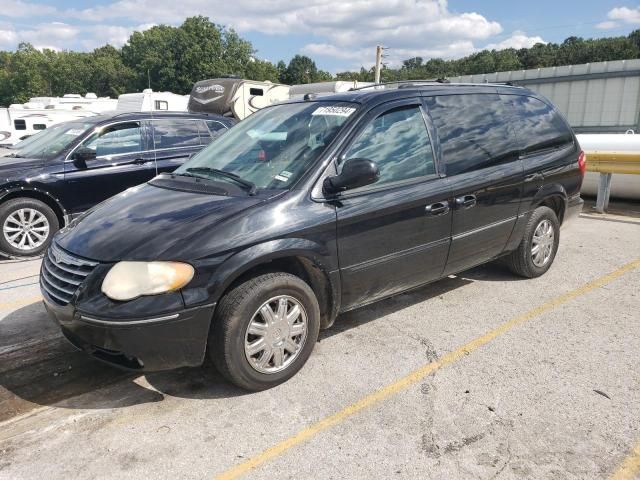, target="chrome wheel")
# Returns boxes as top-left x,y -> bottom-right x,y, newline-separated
2,208 -> 50,251
244,295 -> 308,374
531,219 -> 555,267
